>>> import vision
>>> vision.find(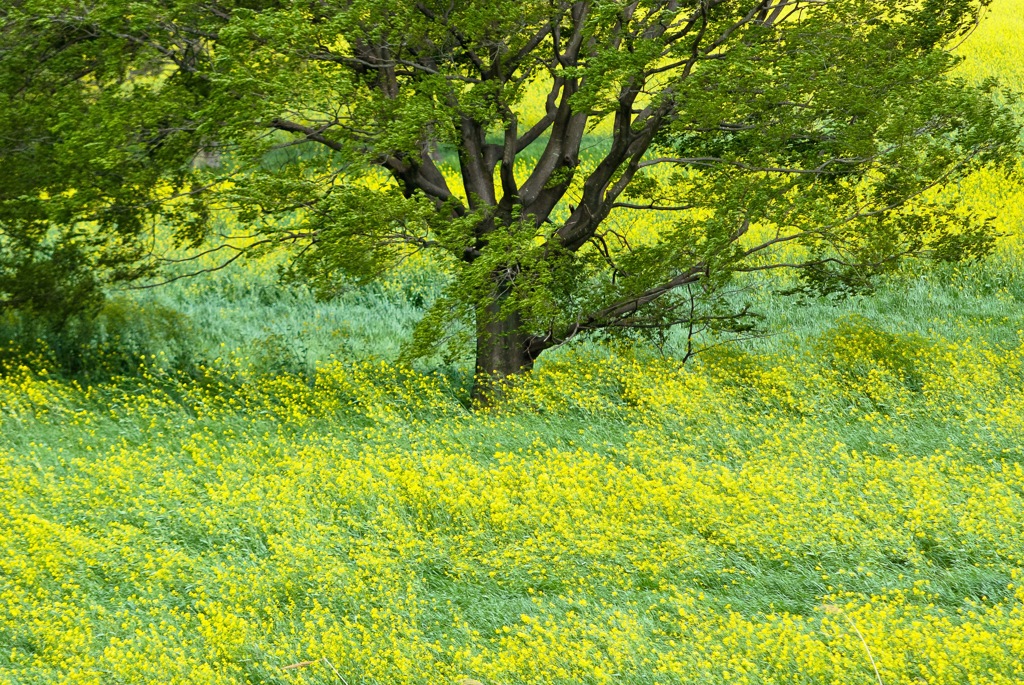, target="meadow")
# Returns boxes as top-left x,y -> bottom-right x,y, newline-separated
3,1 -> 1024,683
